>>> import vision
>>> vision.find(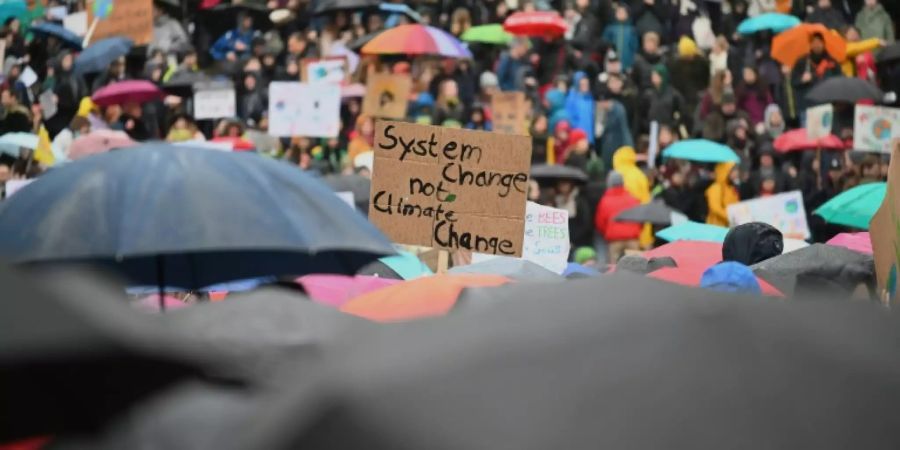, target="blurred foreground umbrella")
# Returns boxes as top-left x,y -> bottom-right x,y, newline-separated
461,24 -> 513,45
752,243 -> 874,297
643,240 -> 723,268
806,77 -> 884,104
656,221 -> 729,243
356,252 -> 434,280
347,30 -> 379,52
0,144 -> 394,289
30,21 -> 82,50
312,0 -> 378,14
449,257 -> 564,281
530,163 -> 588,183
321,173 -> 370,212
162,71 -> 214,97
662,139 -> 740,163
771,23 -> 845,67
67,130 -> 136,160
615,200 -> 678,226
0,131 -> 37,156
649,264 -> 782,296
773,128 -> 845,152
211,136 -> 255,151
297,274 -> 400,308
827,232 -> 872,254
74,37 -> 133,75
361,24 -> 472,59
875,42 -> 900,65
240,274 -> 900,450
503,11 -> 567,37
92,80 -> 164,107
814,182 -> 886,230
737,13 -> 800,34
